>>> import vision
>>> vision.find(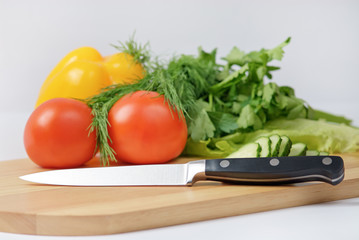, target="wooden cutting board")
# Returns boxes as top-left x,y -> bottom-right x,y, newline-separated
1,153 -> 359,236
